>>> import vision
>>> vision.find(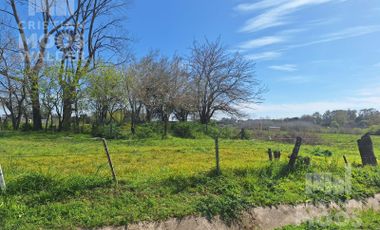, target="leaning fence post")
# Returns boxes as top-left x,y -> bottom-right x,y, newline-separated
343,155 -> 349,165
288,137 -> 302,168
101,138 -> 118,184
215,137 -> 221,175
0,165 -> 6,192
